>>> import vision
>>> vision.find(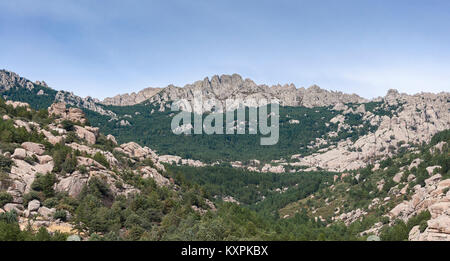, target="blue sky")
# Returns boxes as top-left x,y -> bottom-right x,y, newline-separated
1,0 -> 449,99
